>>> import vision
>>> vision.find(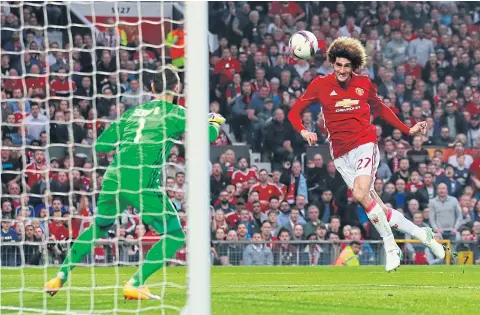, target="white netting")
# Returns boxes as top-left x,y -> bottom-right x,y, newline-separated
0,1 -> 188,314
